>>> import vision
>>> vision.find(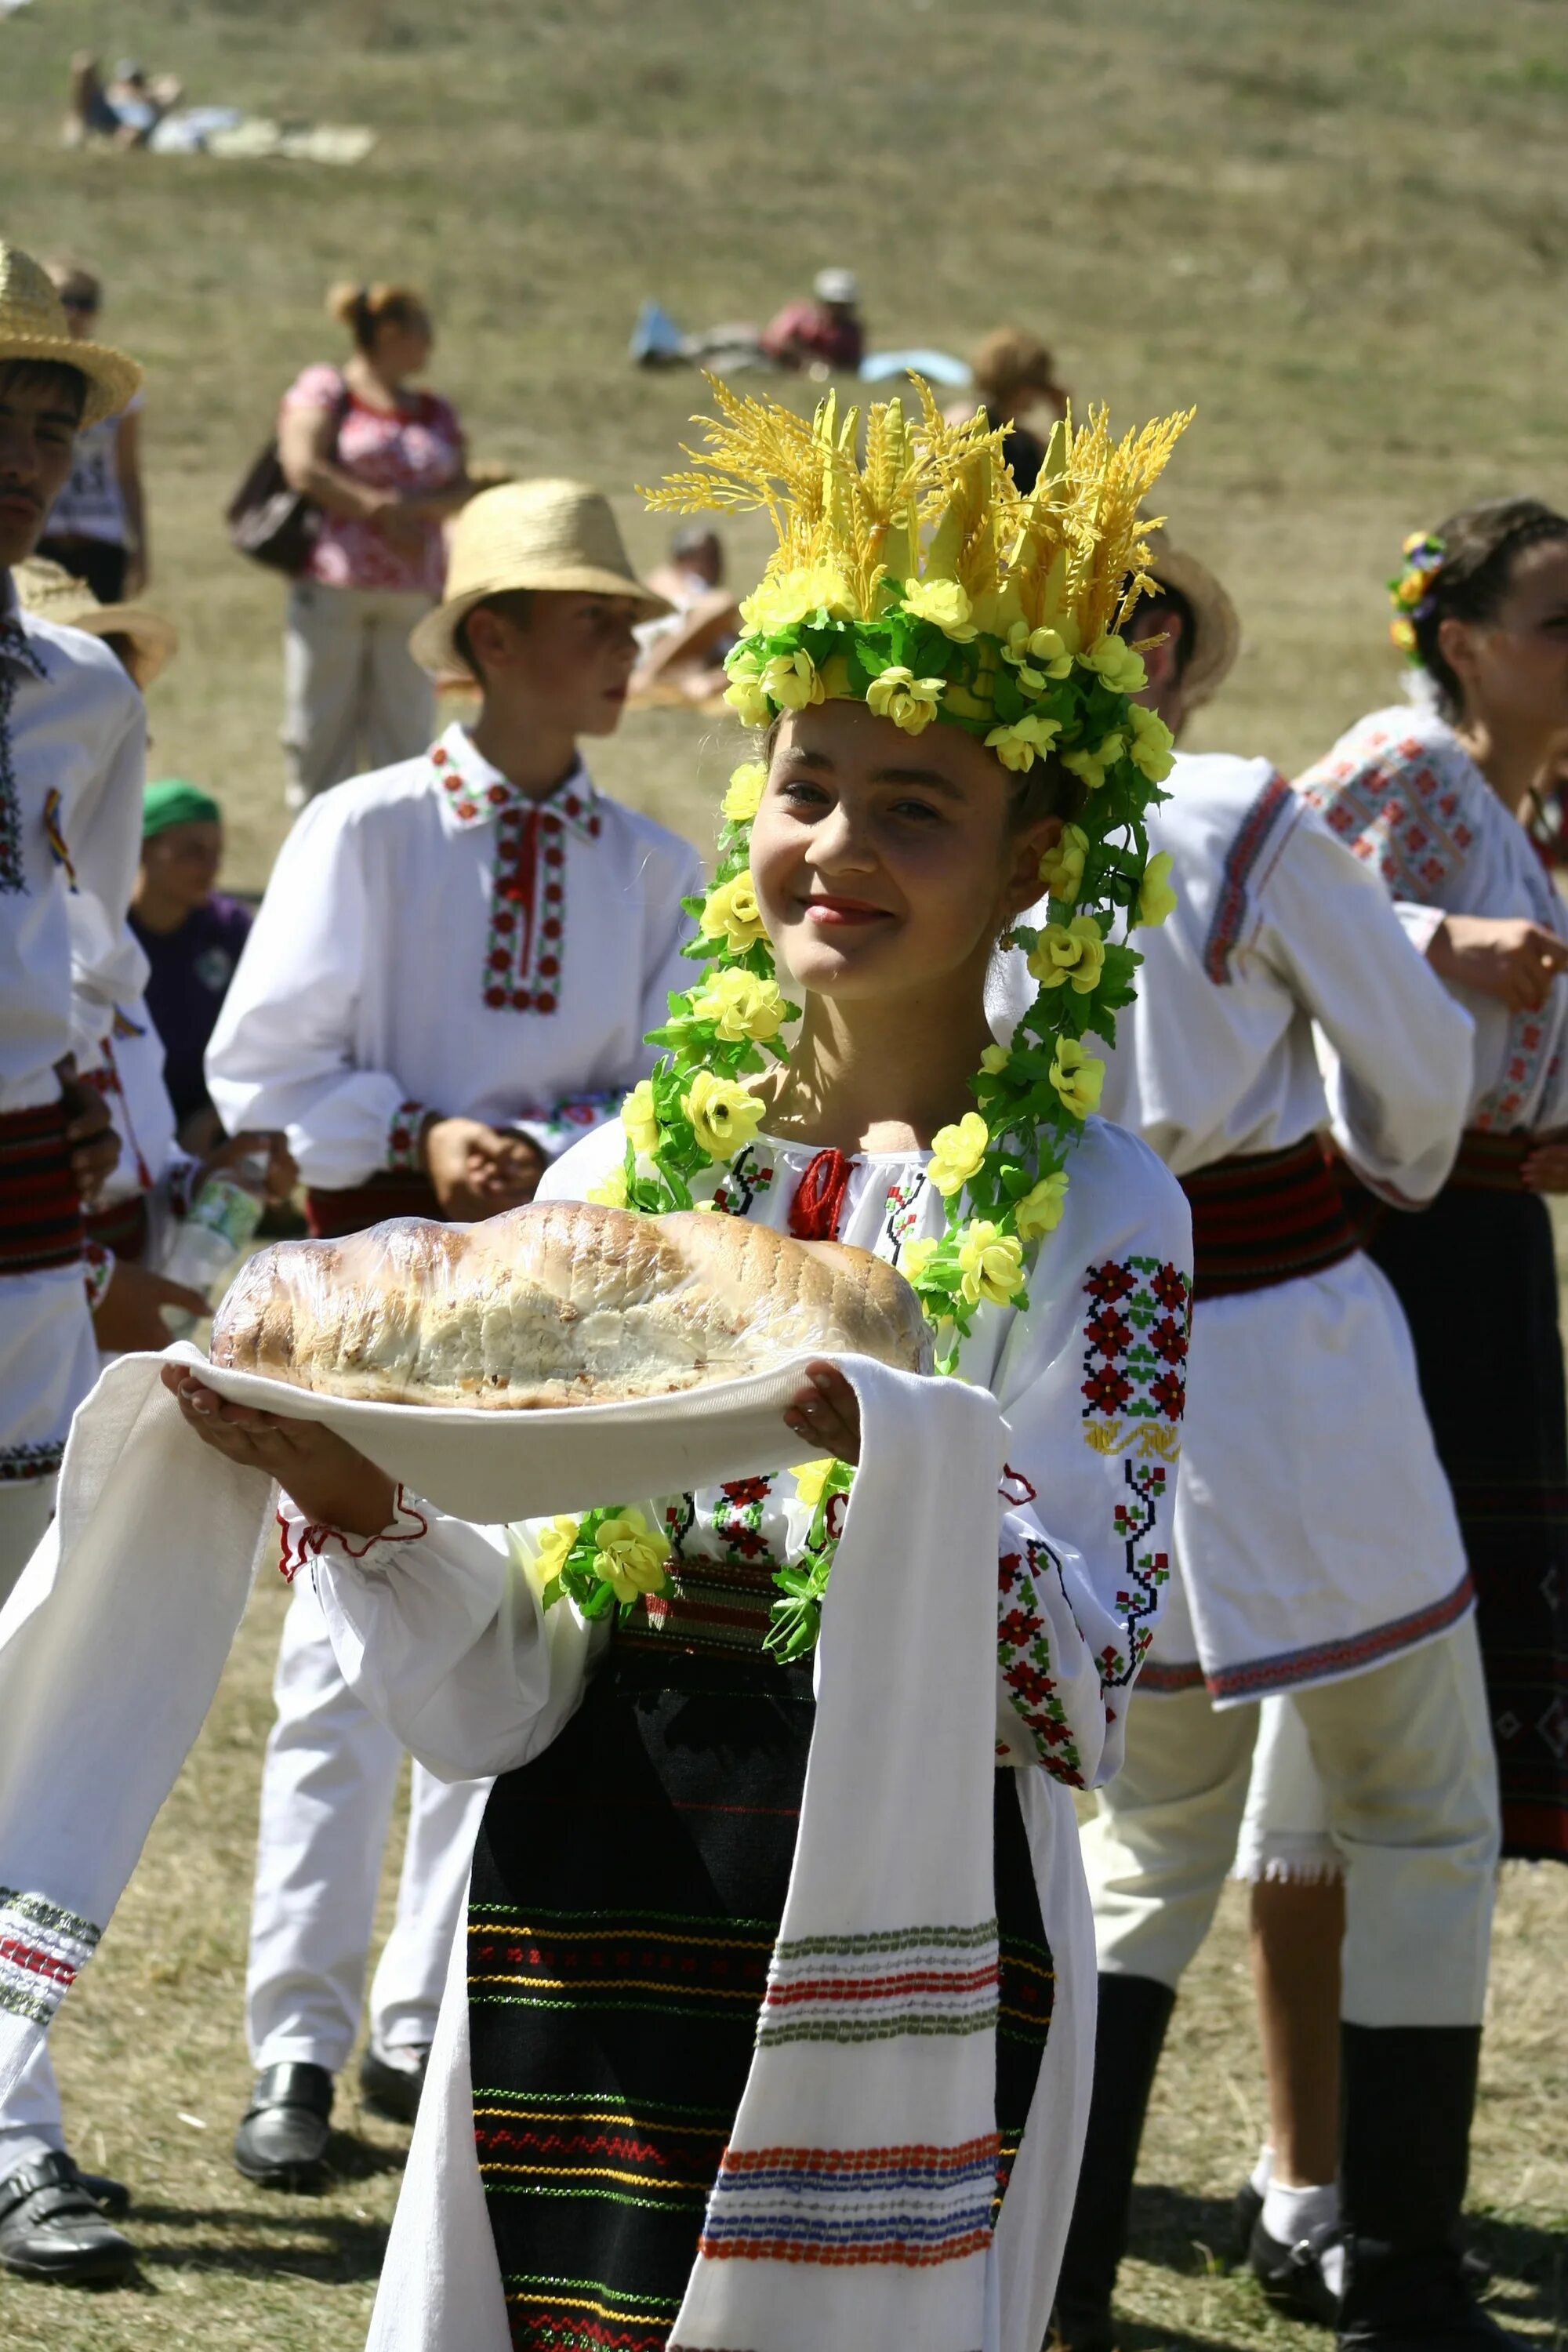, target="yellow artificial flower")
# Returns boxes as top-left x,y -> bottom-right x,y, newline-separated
1001,619 -> 1074,679
1080,635 -> 1148,695
929,1109 -> 989,1196
1127,704 -> 1175,784
681,1069 -> 766,1159
901,576 -> 978,641
900,1236 -> 939,1283
956,1219 -> 1026,1308
1029,915 -> 1106,996
533,1514 -> 581,1586
761,649 -> 825,710
739,562 -> 857,633
792,1458 -> 836,1510
593,1508 -> 669,1604
622,1079 -> 662,1158
1135,849 -> 1179,928
699,873 -> 769,950
691,967 -> 786,1044
1049,1035 -> 1105,1119
866,665 -> 946,735
1390,615 -> 1417,655
586,1167 -> 629,1207
1061,731 -> 1126,792
985,710 -> 1062,773
723,649 -> 771,727
979,1043 -> 1011,1076
1396,570 -> 1428,609
1037,822 -> 1090,903
1014,1170 -> 1070,1241
721,760 -> 769,823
